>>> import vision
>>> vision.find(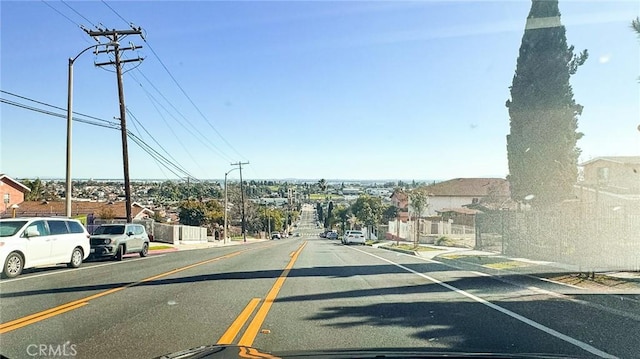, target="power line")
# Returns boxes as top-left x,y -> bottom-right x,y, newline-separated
141,39 -> 246,161
41,0 -> 81,27
125,107 -> 197,177
0,98 -> 119,130
128,70 -> 234,162
0,90 -> 114,125
100,0 -> 130,26
60,0 -> 97,28
1,96 -> 195,181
